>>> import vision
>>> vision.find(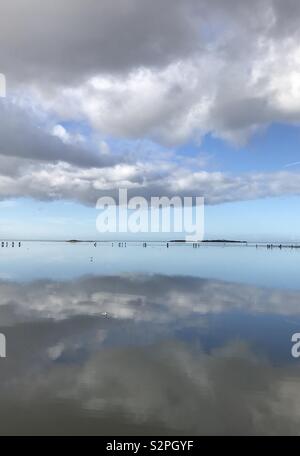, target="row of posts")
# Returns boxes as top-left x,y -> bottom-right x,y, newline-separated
1,241 -> 21,248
